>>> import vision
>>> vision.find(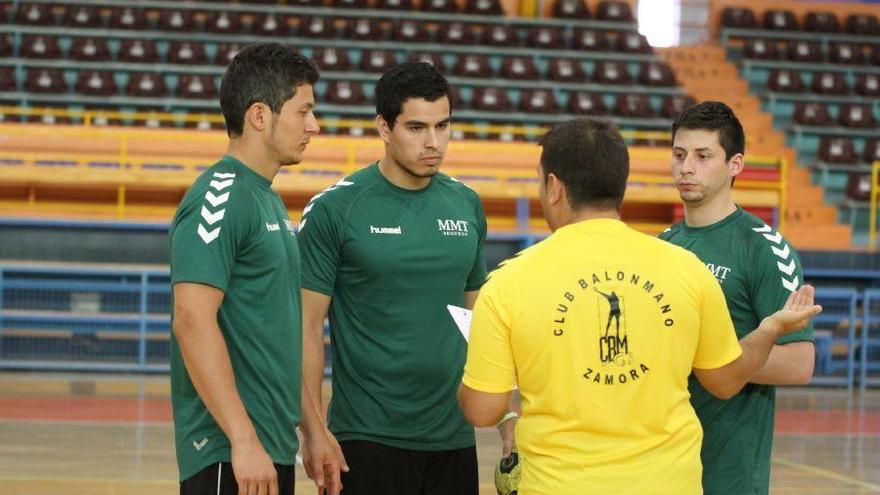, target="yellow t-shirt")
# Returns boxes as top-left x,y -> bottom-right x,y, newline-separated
463,219 -> 742,495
